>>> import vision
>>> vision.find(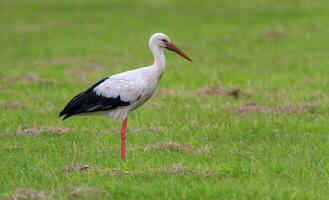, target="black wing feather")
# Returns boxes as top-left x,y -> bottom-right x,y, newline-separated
59,77 -> 131,120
